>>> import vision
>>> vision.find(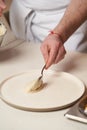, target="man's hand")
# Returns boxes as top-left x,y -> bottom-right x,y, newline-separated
0,0 -> 6,16
40,34 -> 66,69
